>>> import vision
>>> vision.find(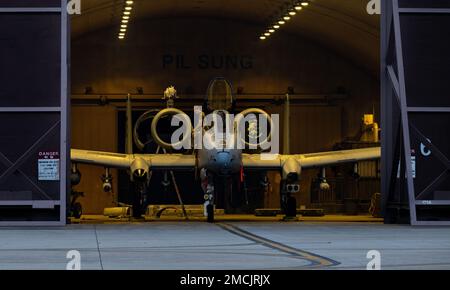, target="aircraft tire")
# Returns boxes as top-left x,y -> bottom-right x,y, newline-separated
132,189 -> 143,218
286,196 -> 297,217
72,202 -> 82,219
206,204 -> 215,223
